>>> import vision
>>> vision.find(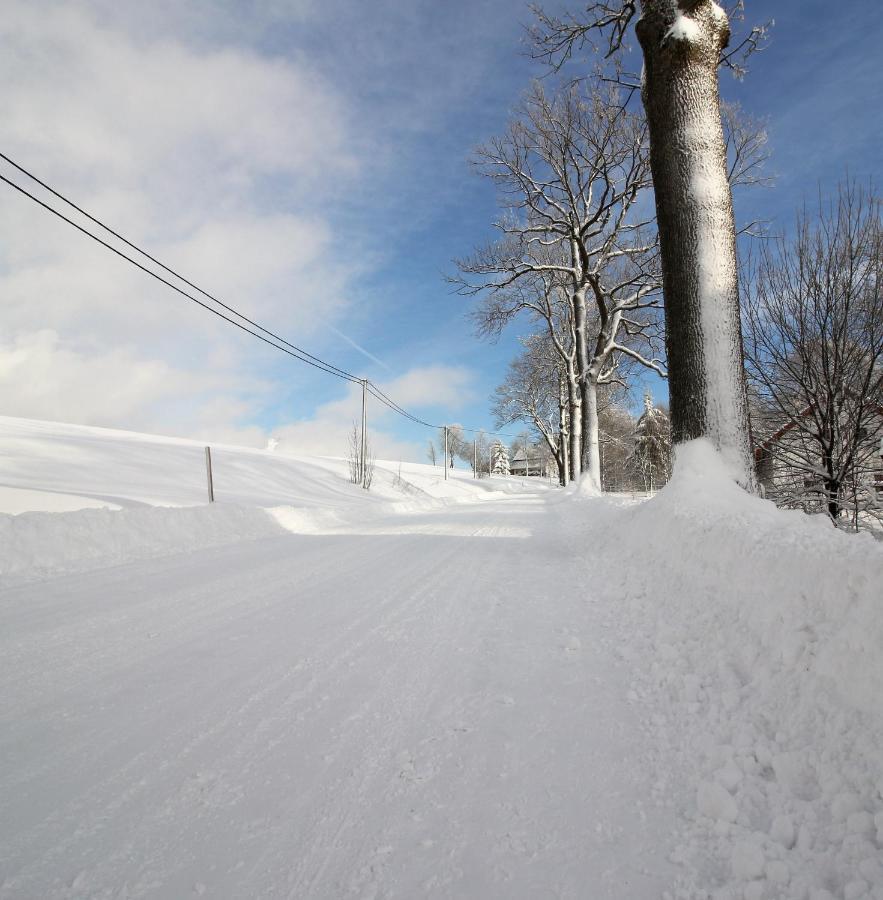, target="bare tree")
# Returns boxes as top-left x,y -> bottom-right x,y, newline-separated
426,440 -> 438,467
465,431 -> 493,477
492,334 -> 567,483
598,403 -> 641,491
492,332 -> 631,486
630,392 -> 673,491
529,1 -> 769,489
529,2 -> 770,79
744,181 -> 883,524
720,100 -> 770,193
347,423 -> 375,490
437,425 -> 467,469
451,427 -> 492,476
472,270 -> 583,482
455,80 -> 664,490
